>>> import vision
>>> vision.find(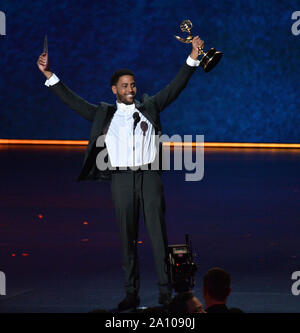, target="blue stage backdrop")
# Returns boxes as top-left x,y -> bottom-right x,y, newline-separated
0,0 -> 299,143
